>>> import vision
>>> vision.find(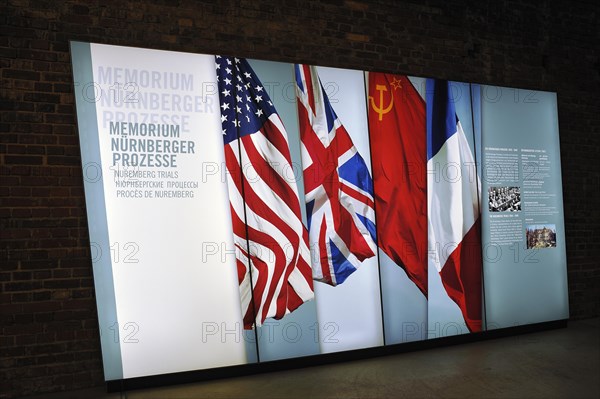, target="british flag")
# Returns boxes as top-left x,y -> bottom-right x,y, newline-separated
216,56 -> 314,329
295,64 -> 377,286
